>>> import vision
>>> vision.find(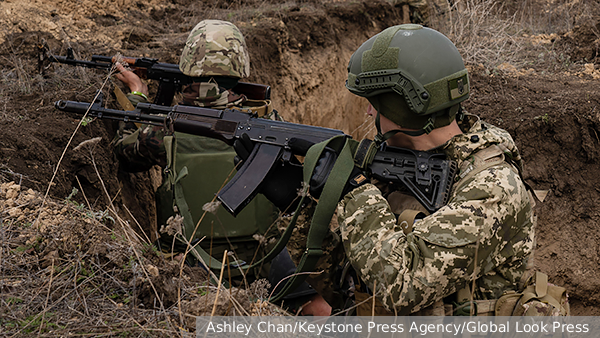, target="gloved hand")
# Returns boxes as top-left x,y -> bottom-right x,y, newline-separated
233,134 -> 303,212
233,135 -> 369,208
287,138 -> 369,200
